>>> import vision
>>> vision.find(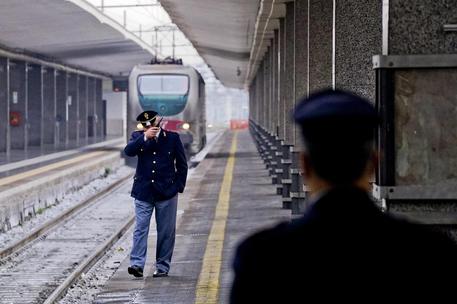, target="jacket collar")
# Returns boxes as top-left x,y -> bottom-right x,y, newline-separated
301,186 -> 382,223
